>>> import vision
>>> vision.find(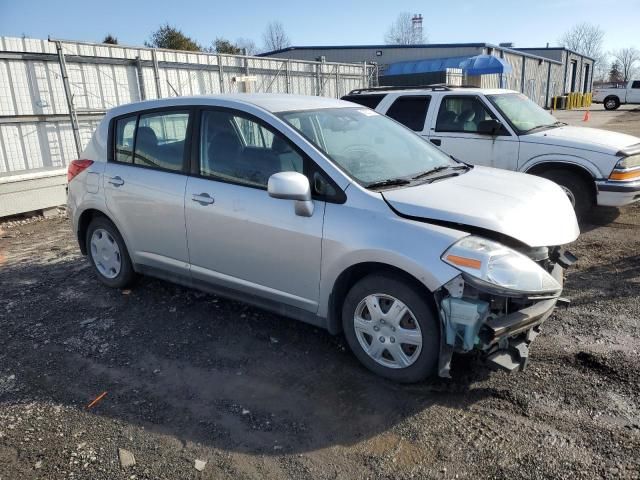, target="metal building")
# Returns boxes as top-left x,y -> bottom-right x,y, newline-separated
259,43 -> 594,109
0,36 -> 374,217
